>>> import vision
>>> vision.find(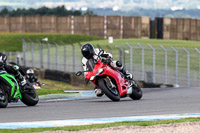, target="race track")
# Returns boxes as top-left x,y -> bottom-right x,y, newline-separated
0,87 -> 200,123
